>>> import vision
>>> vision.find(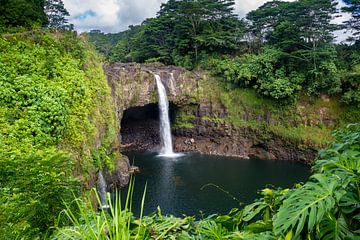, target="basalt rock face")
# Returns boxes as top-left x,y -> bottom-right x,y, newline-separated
104,63 -> 317,163
104,63 -> 199,152
172,101 -> 317,163
173,120 -> 316,163
104,155 -> 131,189
104,63 -> 198,110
